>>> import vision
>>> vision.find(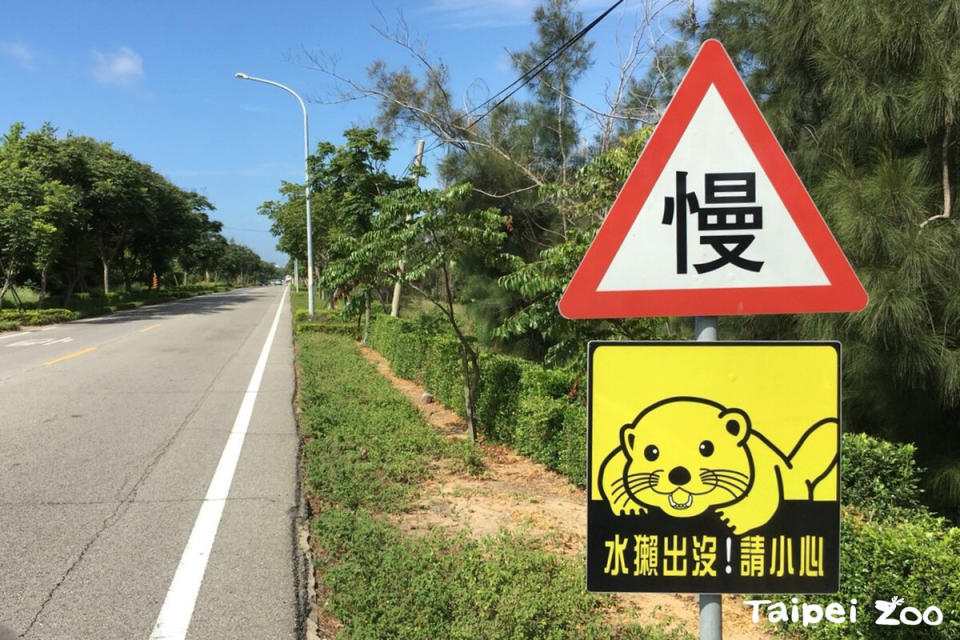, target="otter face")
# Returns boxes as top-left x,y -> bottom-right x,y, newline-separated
616,398 -> 753,517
